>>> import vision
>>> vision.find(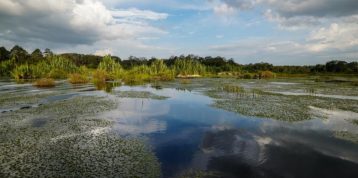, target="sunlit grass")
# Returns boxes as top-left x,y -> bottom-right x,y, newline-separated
33,78 -> 55,88
68,73 -> 89,84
